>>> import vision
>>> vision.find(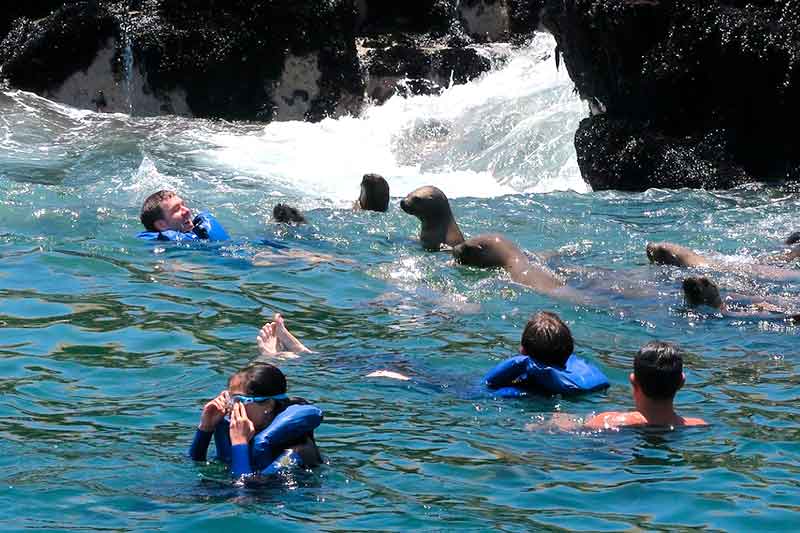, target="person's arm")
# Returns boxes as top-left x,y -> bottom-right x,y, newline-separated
188,391 -> 229,461
189,428 -> 214,461
229,402 -> 256,477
